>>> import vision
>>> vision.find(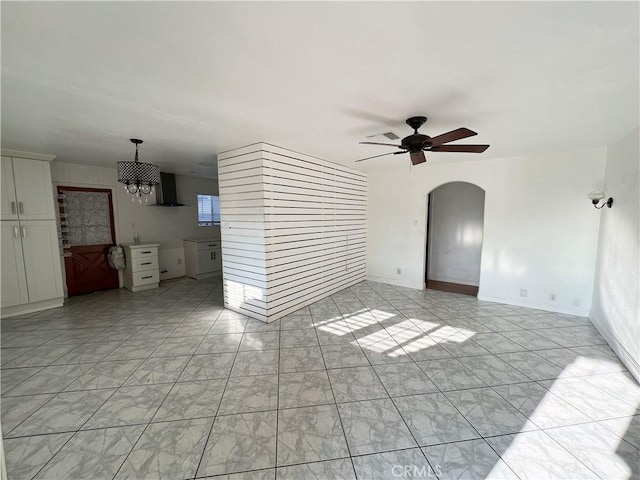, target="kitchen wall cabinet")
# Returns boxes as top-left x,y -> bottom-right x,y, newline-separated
1,150 -> 64,317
